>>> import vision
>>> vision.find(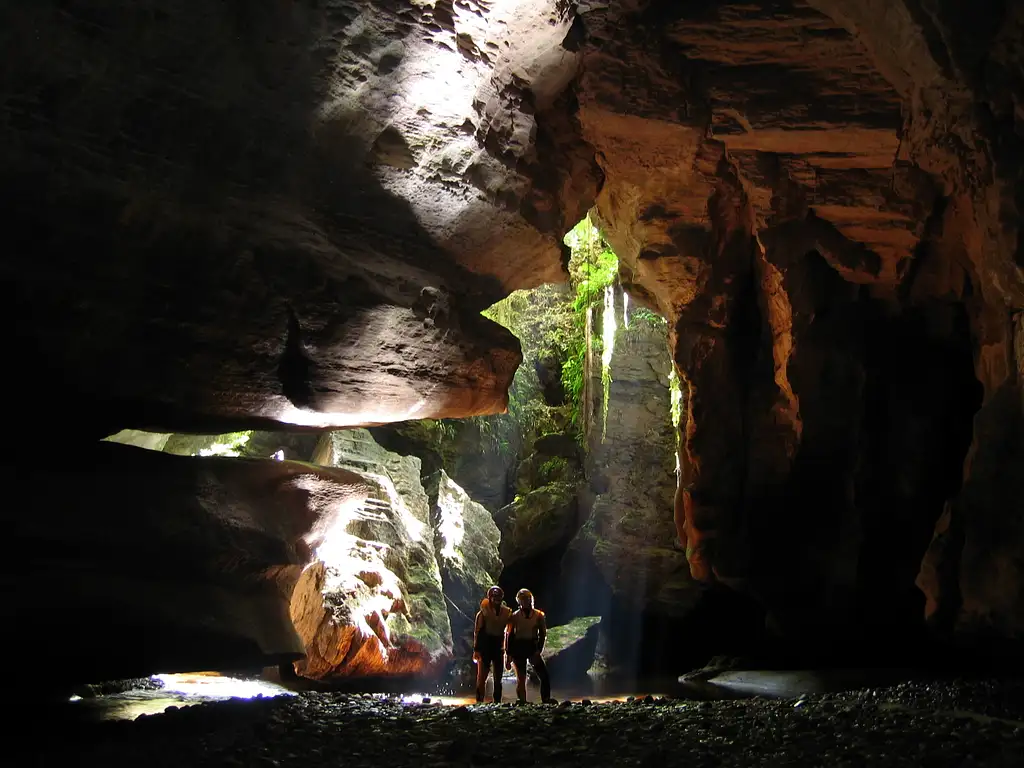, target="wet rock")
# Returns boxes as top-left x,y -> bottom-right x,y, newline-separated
33,677 -> 1024,767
